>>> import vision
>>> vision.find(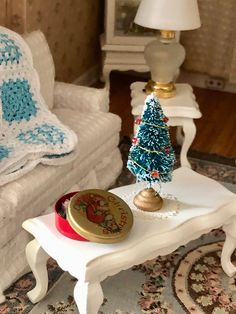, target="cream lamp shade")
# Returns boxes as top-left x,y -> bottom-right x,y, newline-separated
135,0 -> 201,31
134,0 -> 201,98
